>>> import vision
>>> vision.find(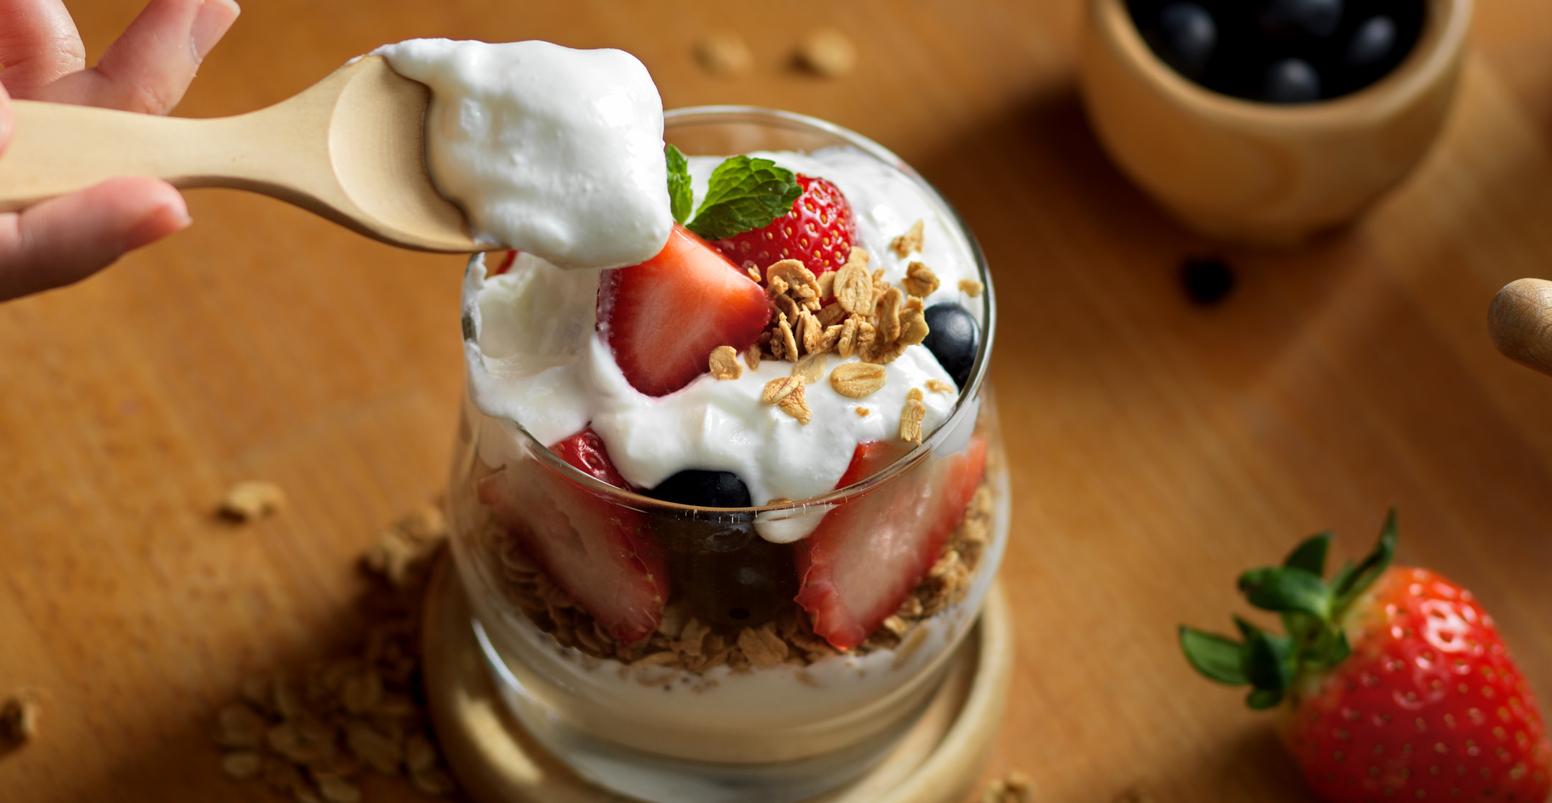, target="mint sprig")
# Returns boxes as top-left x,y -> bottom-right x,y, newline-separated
665,144 -> 693,224
663,145 -> 802,241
